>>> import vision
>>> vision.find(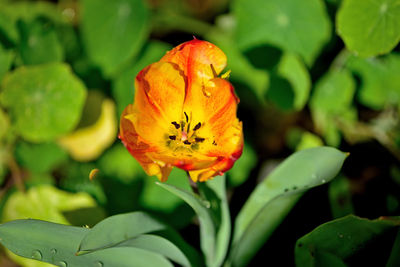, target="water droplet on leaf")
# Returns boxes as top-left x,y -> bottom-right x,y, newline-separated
57,261 -> 67,267
31,250 -> 42,260
94,261 -> 104,267
51,248 -> 57,255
